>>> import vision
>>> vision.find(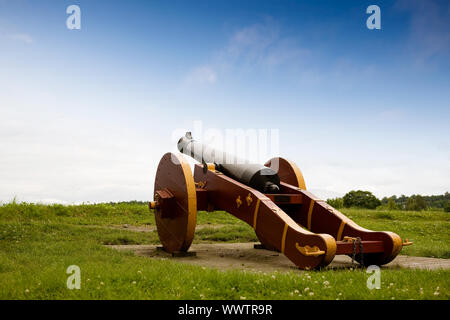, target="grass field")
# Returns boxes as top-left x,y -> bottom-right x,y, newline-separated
0,202 -> 448,299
